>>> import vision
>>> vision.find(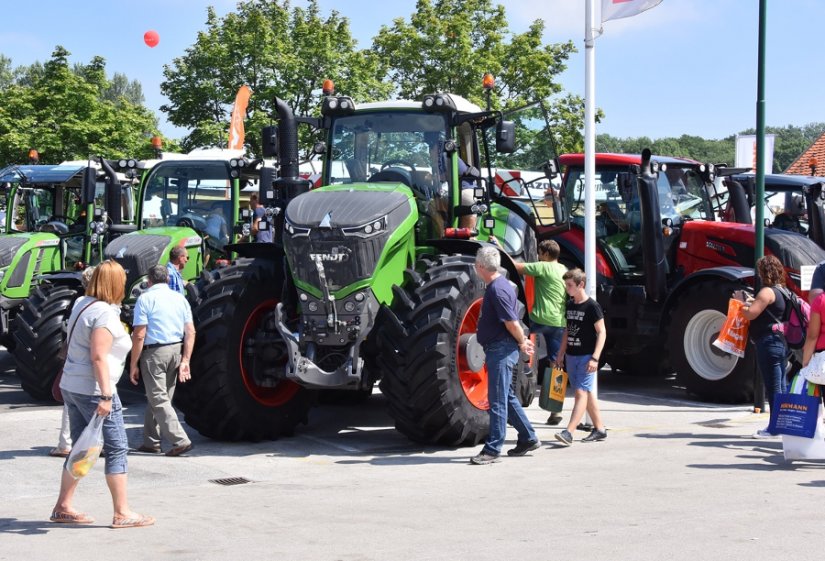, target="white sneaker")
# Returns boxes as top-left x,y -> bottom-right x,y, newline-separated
751,428 -> 779,439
